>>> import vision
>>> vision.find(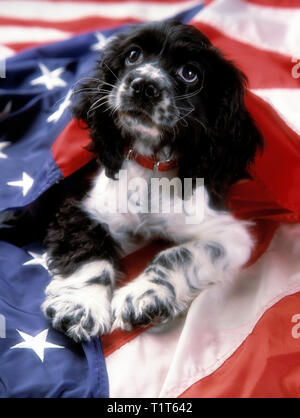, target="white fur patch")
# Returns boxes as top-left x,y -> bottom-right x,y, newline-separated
135,63 -> 165,80
42,260 -> 115,340
47,259 -> 115,286
123,114 -> 161,138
